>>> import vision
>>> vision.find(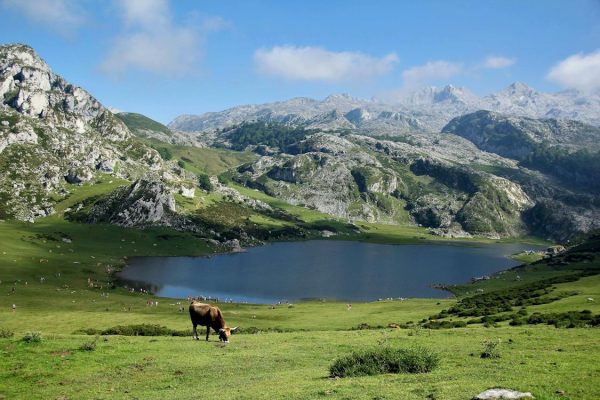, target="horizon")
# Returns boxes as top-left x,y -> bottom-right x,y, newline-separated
1,0 -> 599,124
